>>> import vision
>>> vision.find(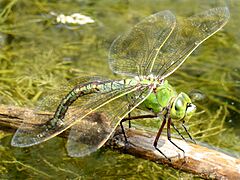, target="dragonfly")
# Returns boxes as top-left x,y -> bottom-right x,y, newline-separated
11,7 -> 229,160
